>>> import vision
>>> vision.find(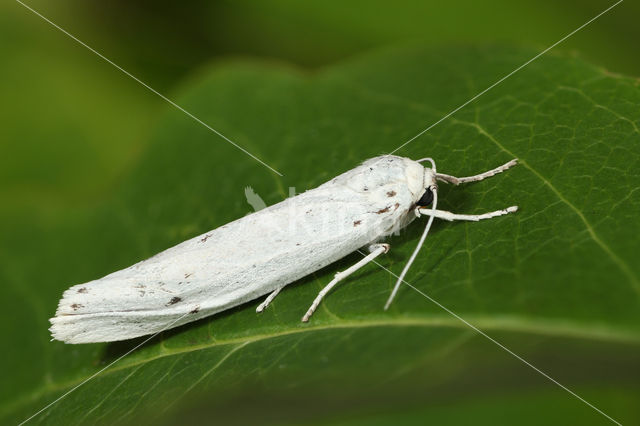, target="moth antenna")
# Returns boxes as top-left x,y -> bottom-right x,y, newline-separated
384,189 -> 438,310
417,157 -> 437,171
